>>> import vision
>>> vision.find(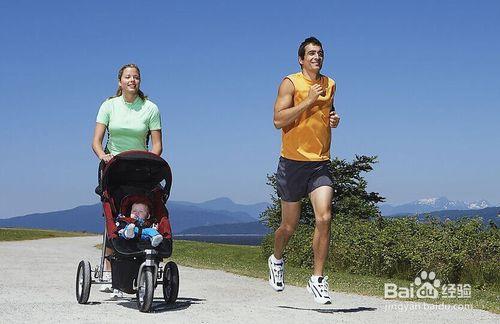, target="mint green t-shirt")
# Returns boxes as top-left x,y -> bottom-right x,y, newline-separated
96,95 -> 162,156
